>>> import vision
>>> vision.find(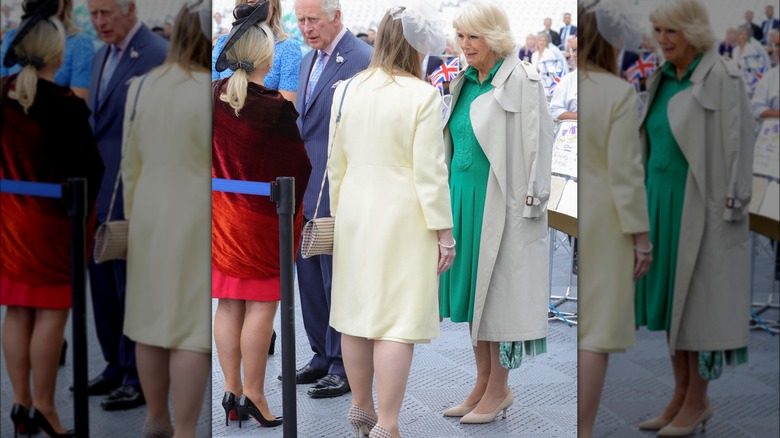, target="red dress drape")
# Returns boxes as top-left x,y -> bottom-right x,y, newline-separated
211,79 -> 311,301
